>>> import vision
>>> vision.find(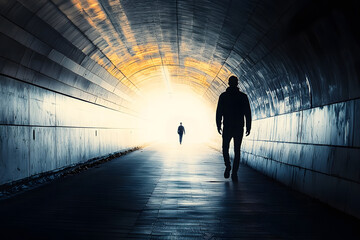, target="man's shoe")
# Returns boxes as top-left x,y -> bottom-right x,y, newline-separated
224,167 -> 231,179
231,173 -> 238,182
